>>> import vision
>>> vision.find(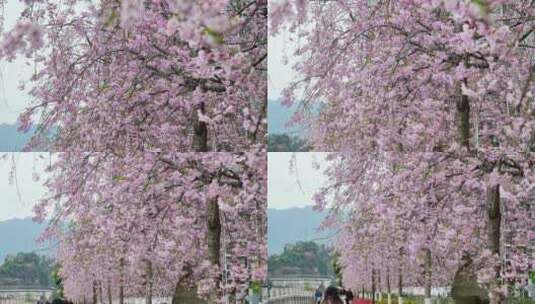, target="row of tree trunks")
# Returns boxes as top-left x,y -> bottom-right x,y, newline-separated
85,266 -> 128,304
